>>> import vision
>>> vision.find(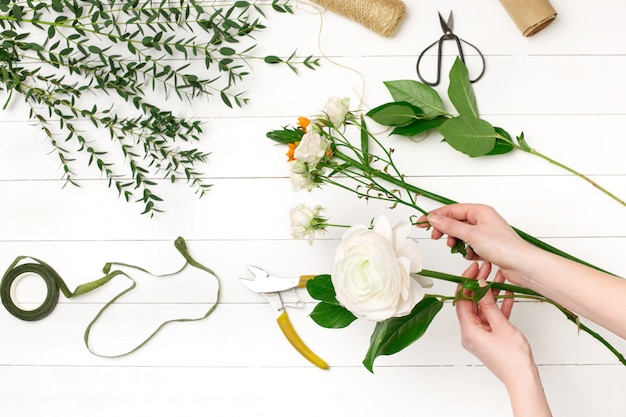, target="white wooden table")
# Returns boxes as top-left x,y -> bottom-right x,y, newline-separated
0,1 -> 625,415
